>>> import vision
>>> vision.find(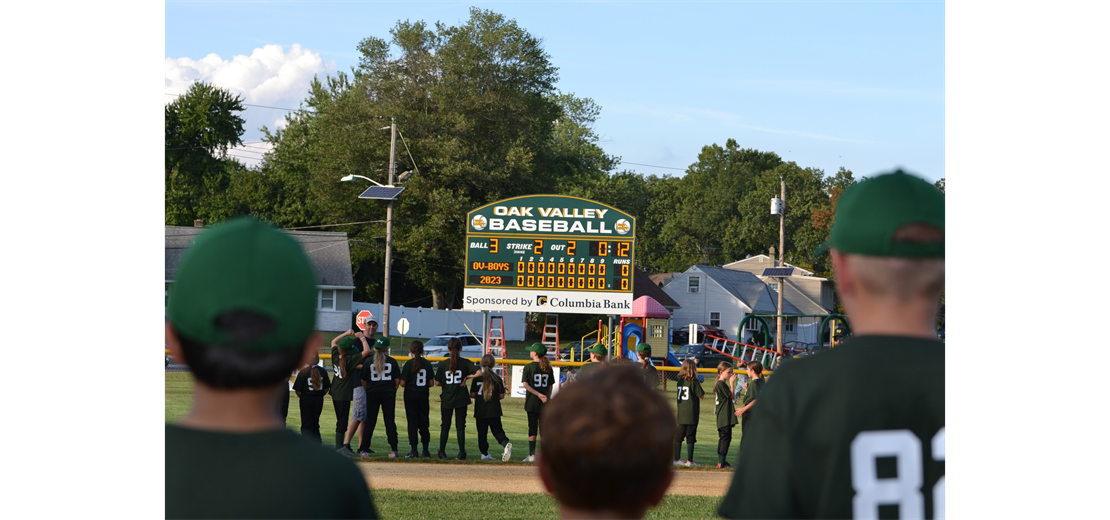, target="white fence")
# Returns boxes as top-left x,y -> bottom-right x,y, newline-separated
351,302 -> 527,341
